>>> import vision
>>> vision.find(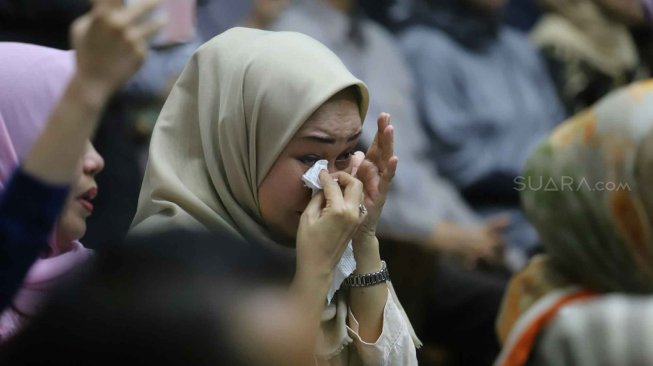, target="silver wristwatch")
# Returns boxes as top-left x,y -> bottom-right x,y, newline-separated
344,260 -> 389,287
